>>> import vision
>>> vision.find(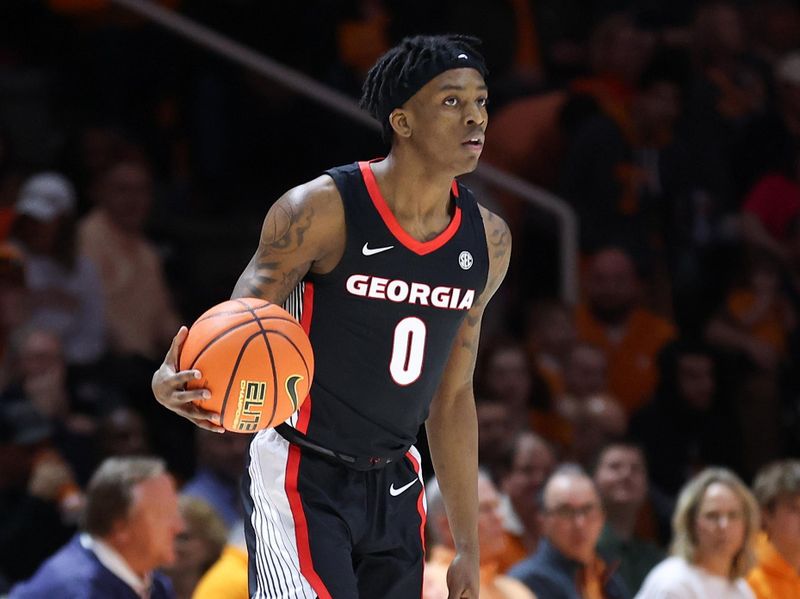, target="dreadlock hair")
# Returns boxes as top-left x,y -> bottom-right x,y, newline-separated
360,34 -> 488,143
